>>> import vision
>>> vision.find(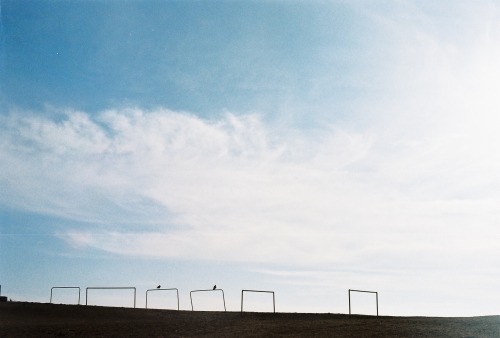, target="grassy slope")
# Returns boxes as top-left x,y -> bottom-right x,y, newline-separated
1,302 -> 500,337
